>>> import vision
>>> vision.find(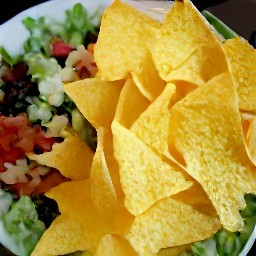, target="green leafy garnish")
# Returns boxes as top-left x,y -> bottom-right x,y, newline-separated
0,190 -> 46,256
